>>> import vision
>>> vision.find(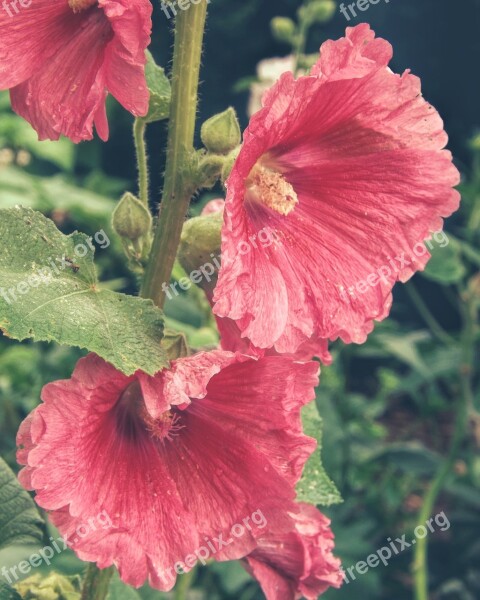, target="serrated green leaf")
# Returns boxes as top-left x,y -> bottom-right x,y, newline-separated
296,402 -> 342,506
141,51 -> 171,124
0,581 -> 22,600
422,238 -> 466,283
0,207 -> 168,376
0,457 -> 45,551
